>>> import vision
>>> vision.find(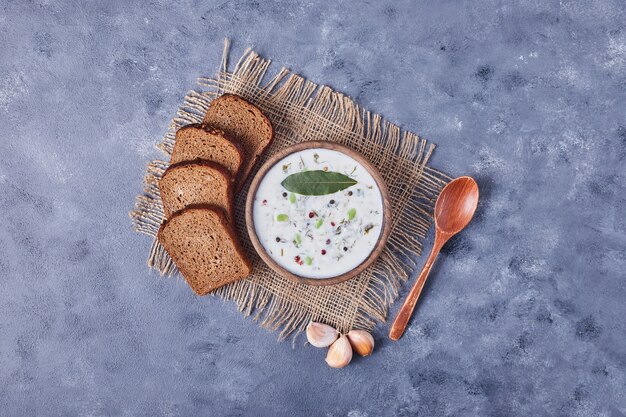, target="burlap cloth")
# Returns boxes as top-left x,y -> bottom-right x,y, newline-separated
130,41 -> 450,341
